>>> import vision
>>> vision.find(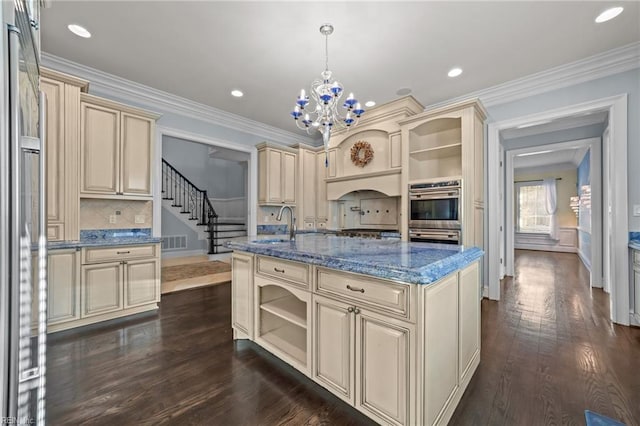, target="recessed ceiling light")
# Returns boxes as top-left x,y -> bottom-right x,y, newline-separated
396,88 -> 412,96
231,89 -> 243,97
365,101 -> 376,108
595,7 -> 624,23
67,24 -> 91,38
448,67 -> 463,78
